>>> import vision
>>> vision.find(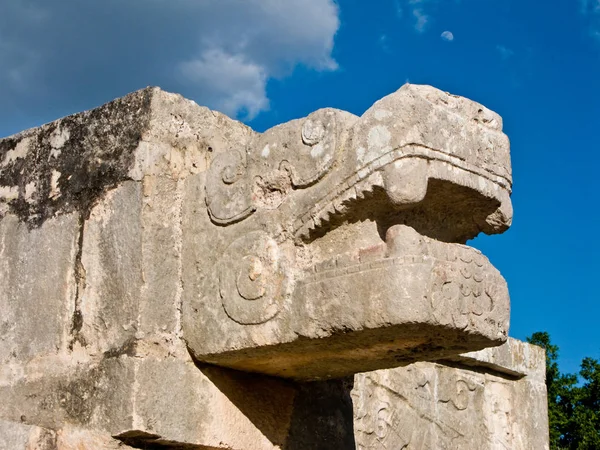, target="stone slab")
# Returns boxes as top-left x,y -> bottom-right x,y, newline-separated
0,352 -> 293,449
0,420 -> 142,450
0,213 -> 79,364
352,338 -> 549,450
0,419 -> 57,450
